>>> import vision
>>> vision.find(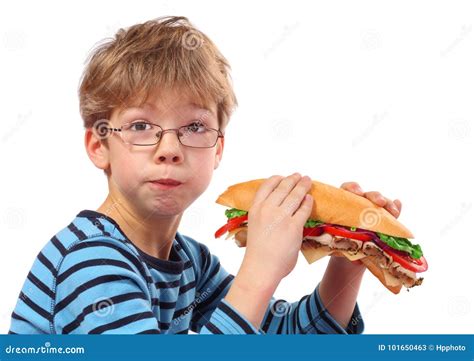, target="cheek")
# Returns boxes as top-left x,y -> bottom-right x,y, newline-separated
109,147 -> 145,193
187,154 -> 216,194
